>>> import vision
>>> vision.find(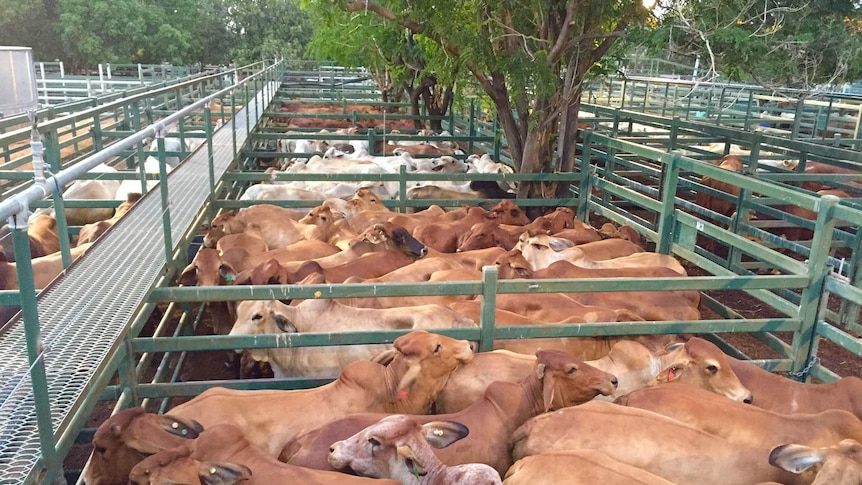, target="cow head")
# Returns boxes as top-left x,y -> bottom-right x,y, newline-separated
494,250 -> 534,278
655,337 -> 753,403
178,248 -> 238,286
203,211 -> 241,248
329,415 -> 470,482
769,439 -> 862,485
229,300 -> 296,363
456,221 -> 511,252
527,207 -> 575,234
517,232 -> 583,271
360,222 -> 427,259
352,188 -> 388,211
83,408 -> 203,485
128,445 -> 251,485
233,259 -> 289,286
535,350 -> 618,412
387,331 -> 473,411
487,200 -> 530,225
429,156 -> 469,173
